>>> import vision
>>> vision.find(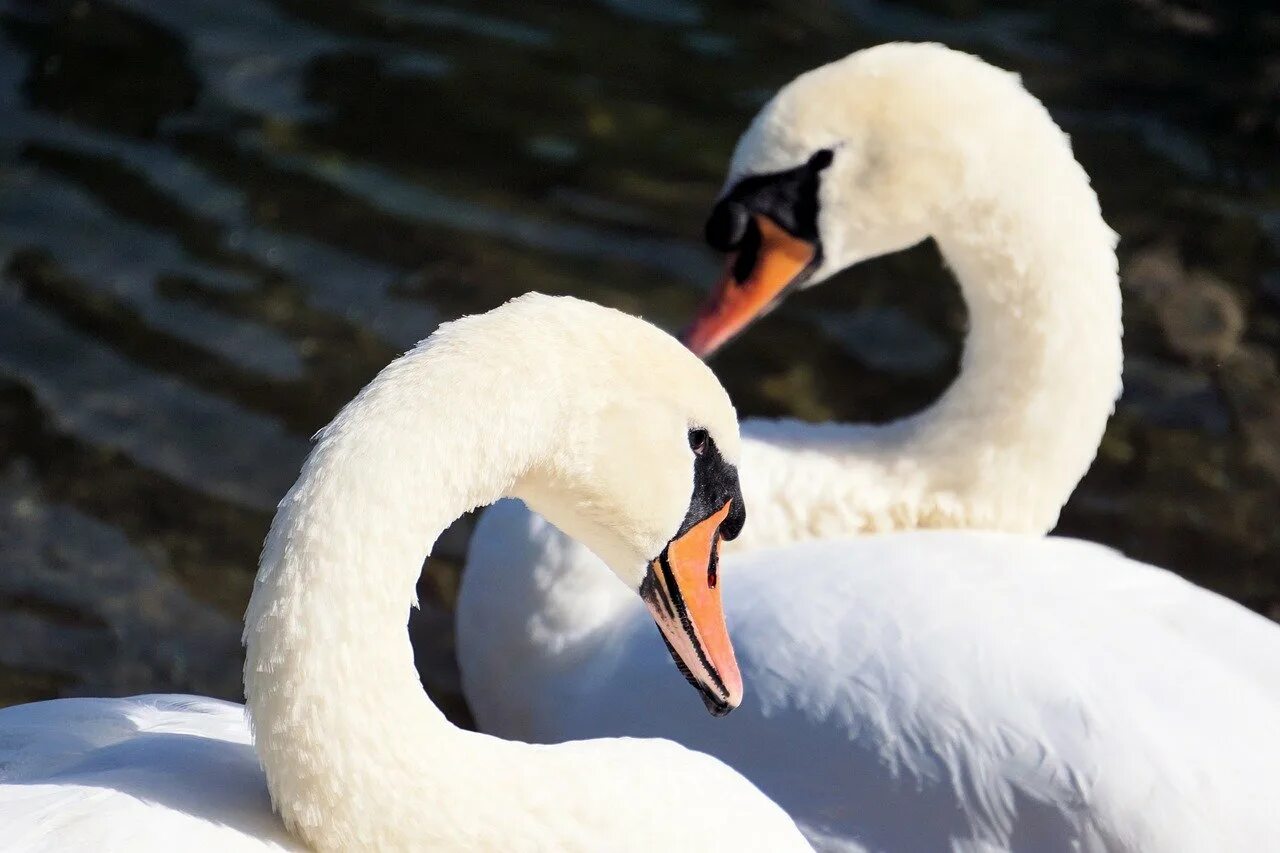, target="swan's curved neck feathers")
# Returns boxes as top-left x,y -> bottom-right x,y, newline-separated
243,320 -> 559,849
919,171 -> 1121,532
740,54 -> 1121,545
